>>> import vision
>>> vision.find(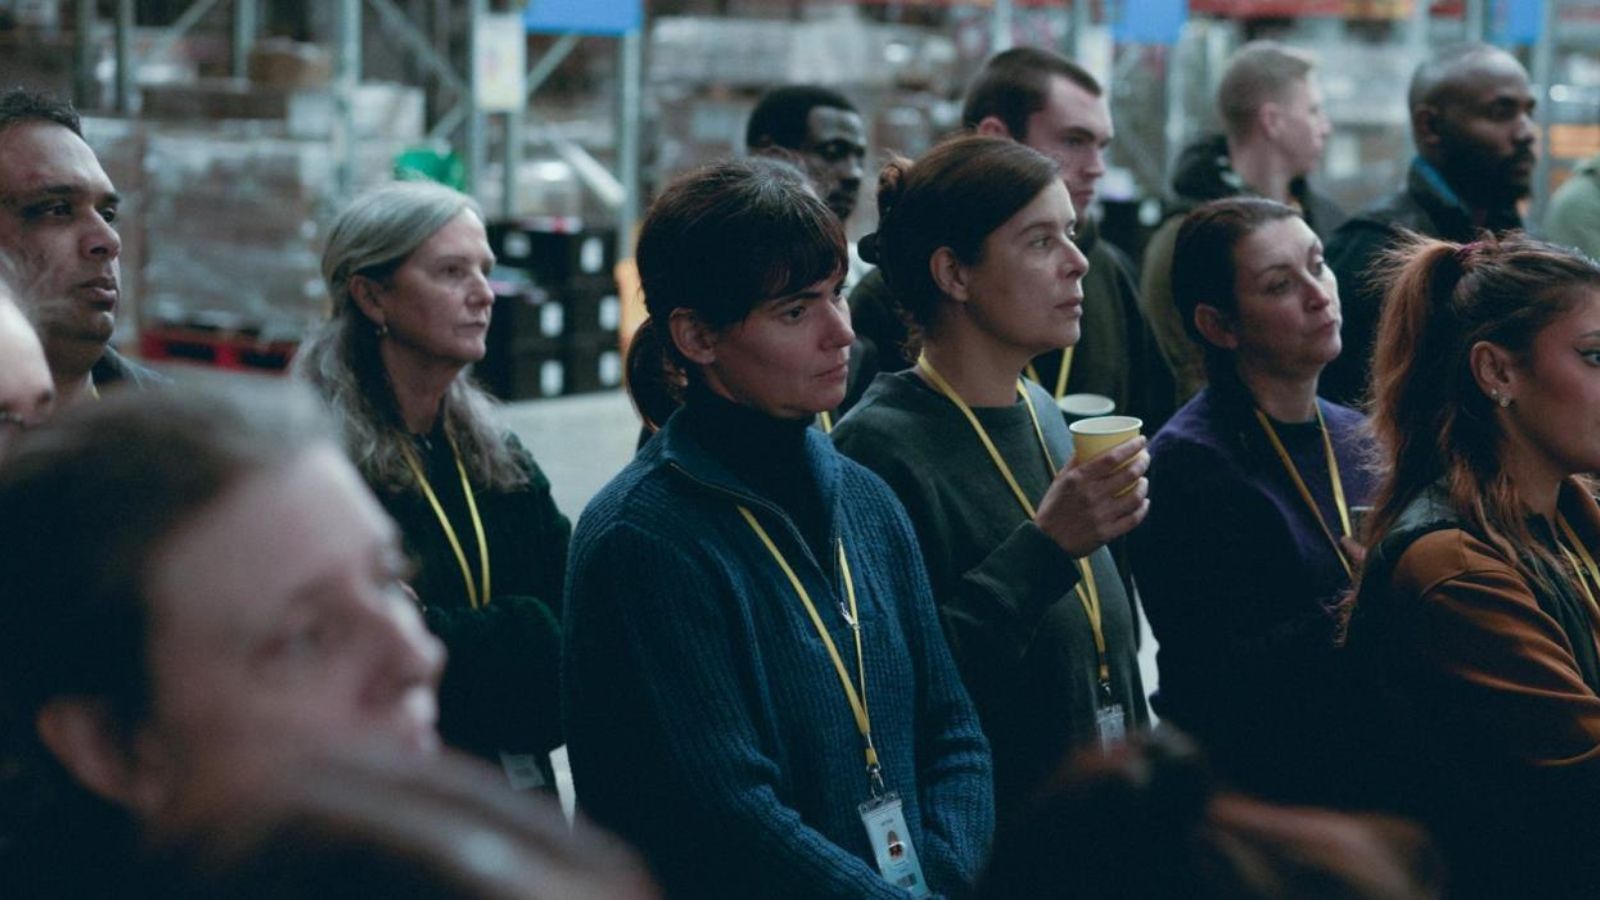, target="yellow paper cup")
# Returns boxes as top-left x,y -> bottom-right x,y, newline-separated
1070,415 -> 1143,463
1071,415 -> 1144,496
